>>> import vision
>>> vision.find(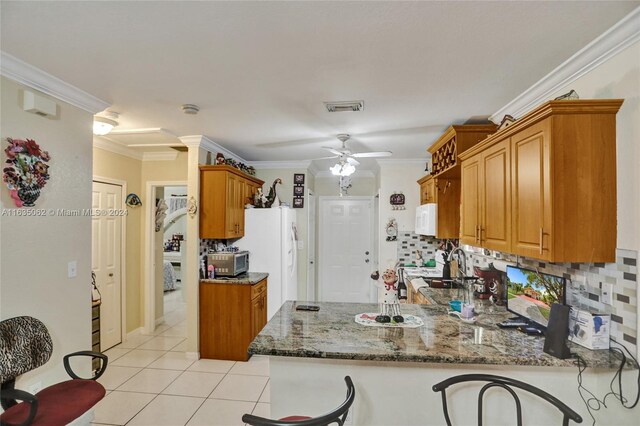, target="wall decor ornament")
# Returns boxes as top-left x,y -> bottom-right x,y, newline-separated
389,192 -> 405,210
125,193 -> 142,207
187,196 -> 198,218
3,138 -> 51,207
